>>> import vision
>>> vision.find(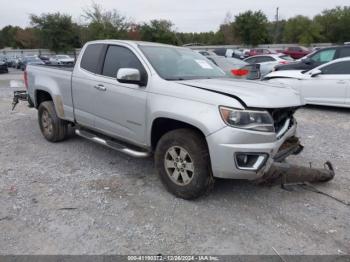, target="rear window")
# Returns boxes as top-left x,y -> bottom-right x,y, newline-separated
80,44 -> 105,74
